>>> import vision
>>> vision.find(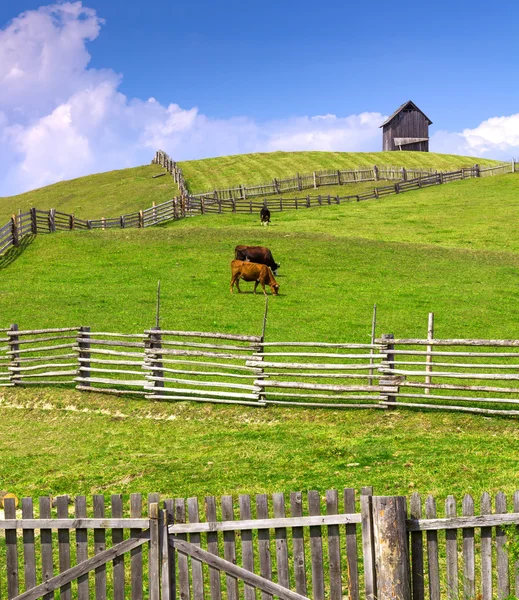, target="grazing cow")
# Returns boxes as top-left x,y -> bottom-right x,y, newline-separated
234,245 -> 280,274
230,260 -> 280,296
260,207 -> 271,226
